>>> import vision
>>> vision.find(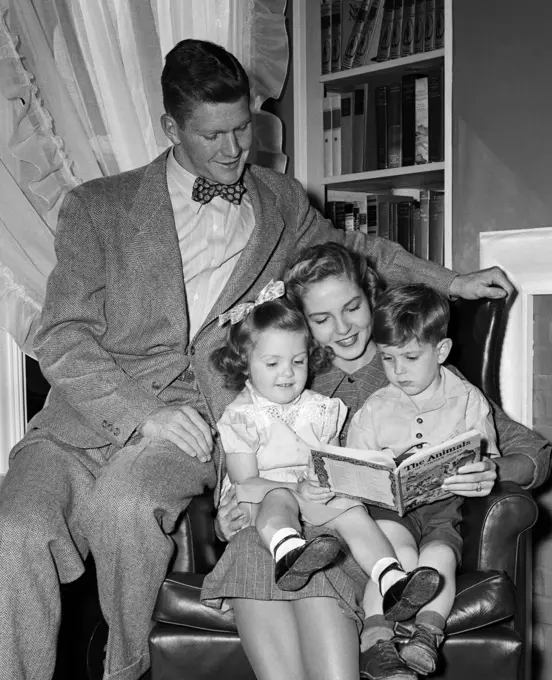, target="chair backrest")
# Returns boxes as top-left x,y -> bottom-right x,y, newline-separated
446,297 -> 511,406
